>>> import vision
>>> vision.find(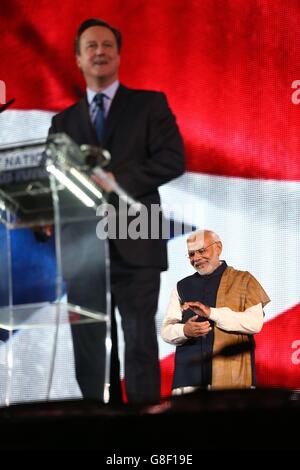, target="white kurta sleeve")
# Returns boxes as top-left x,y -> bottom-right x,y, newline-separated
161,288 -> 188,345
209,303 -> 264,334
